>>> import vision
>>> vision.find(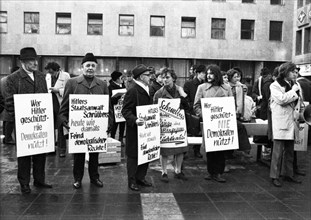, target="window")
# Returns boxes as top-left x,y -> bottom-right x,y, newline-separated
0,11 -> 7,33
297,0 -> 304,8
24,12 -> 39,34
211,18 -> 226,39
88,14 -> 102,35
296,30 -> 302,55
269,21 -> 282,41
242,0 -> 254,3
181,17 -> 196,38
212,0 -> 226,1
150,16 -> 165,37
119,15 -> 134,36
271,0 -> 282,5
304,27 -> 311,54
241,19 -> 254,40
56,13 -> 71,34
